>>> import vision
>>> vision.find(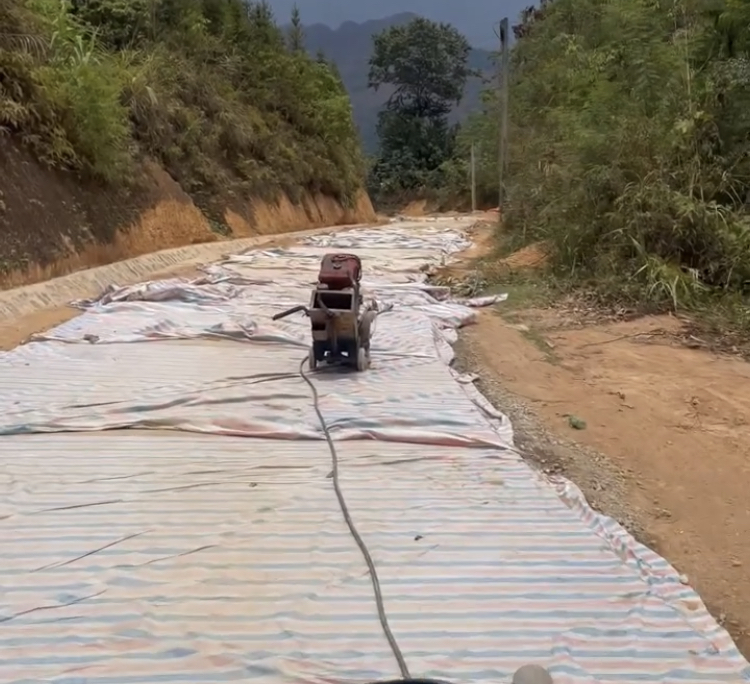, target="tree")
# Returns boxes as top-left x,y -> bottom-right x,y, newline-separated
287,4 -> 304,52
68,0 -> 151,49
367,17 -> 473,197
247,0 -> 283,48
369,18 -> 472,118
455,0 -> 750,317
